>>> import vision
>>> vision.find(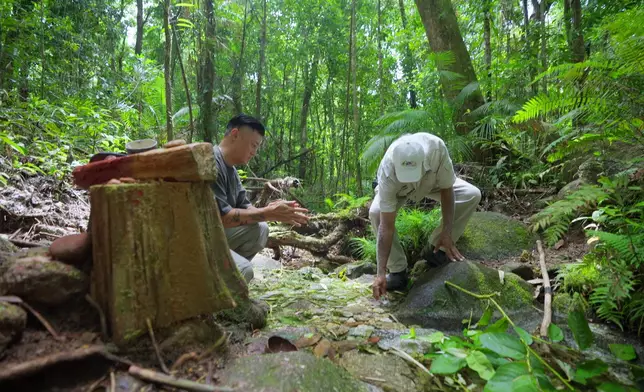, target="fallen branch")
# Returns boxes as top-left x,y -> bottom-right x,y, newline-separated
7,238 -> 49,248
146,318 -> 170,374
128,365 -> 234,392
268,222 -> 349,254
389,347 -> 432,376
537,240 -> 552,337
170,352 -> 199,372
